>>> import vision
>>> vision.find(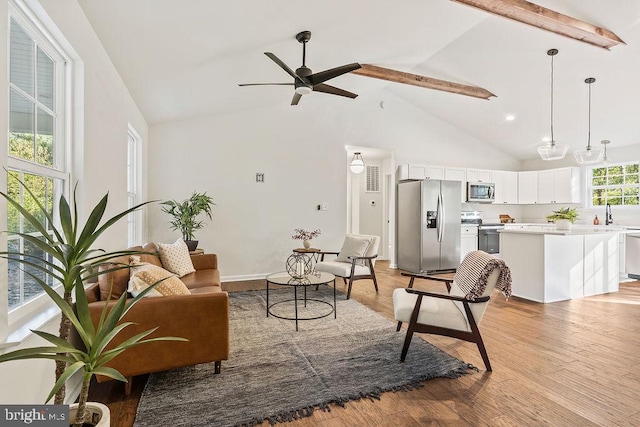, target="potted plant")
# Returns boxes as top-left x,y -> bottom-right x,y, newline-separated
292,228 -> 321,249
546,207 -> 579,230
0,180 -> 152,405
0,179 -> 185,426
161,192 -> 215,251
